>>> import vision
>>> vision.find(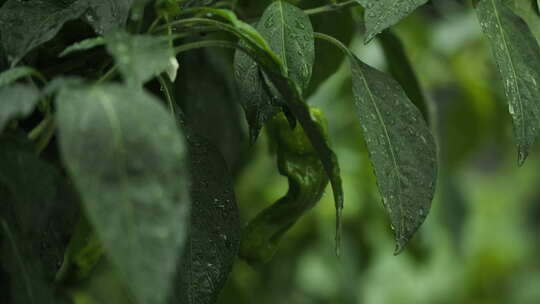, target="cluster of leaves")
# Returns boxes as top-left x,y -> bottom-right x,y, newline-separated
1,0 -> 540,303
